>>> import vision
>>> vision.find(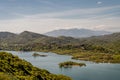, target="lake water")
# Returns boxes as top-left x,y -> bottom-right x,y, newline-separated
3,51 -> 120,80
